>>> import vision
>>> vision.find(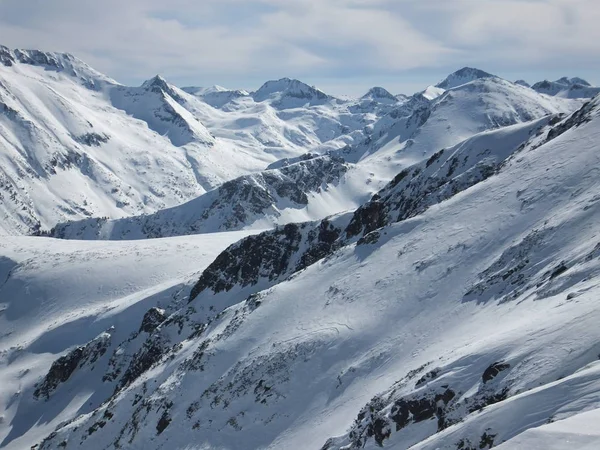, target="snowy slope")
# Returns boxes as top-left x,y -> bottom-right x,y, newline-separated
0,48 -> 268,236
1,46 -> 587,238
0,230 -> 256,449
494,408 -> 600,449
339,76 -> 580,181
48,107 -> 555,242
12,96 -> 600,450
0,50 -> 403,236
49,155 -> 376,240
2,44 -> 600,449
